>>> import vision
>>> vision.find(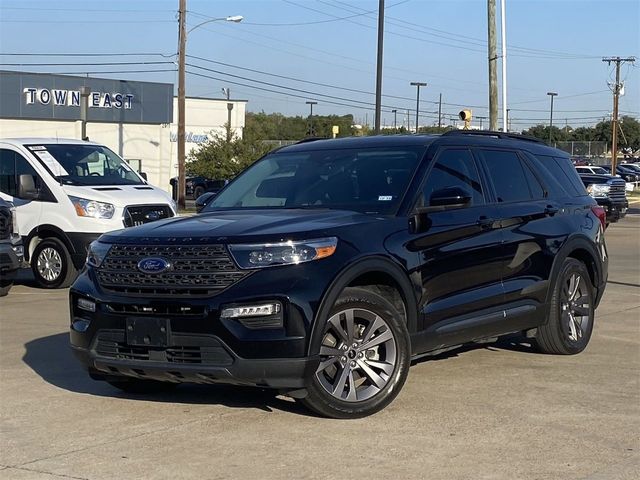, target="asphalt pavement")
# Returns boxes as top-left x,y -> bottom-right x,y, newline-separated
0,214 -> 638,480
